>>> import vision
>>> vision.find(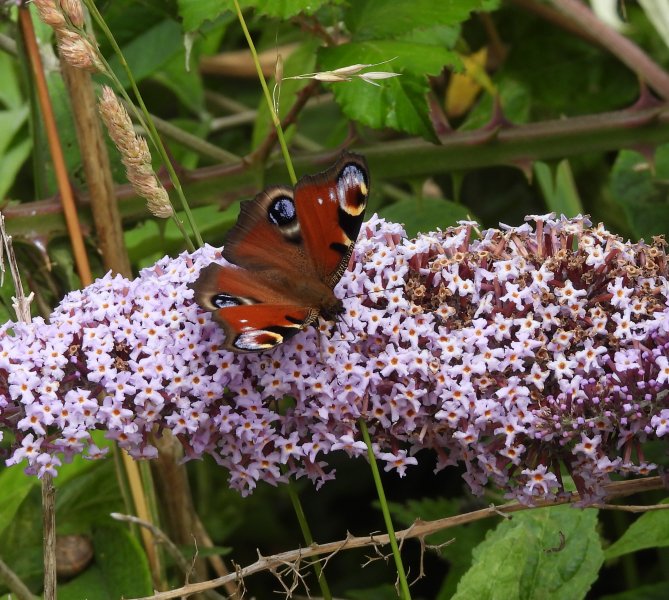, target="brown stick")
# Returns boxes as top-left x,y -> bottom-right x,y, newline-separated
60,60 -> 132,277
41,475 -> 57,600
18,6 -> 92,286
